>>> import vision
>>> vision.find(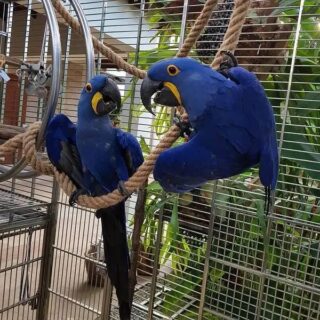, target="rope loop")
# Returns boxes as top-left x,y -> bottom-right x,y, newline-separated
22,122 -> 54,176
0,119 -> 182,209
